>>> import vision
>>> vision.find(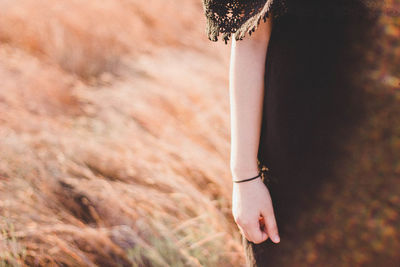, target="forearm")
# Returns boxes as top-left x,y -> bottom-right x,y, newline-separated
229,20 -> 272,179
